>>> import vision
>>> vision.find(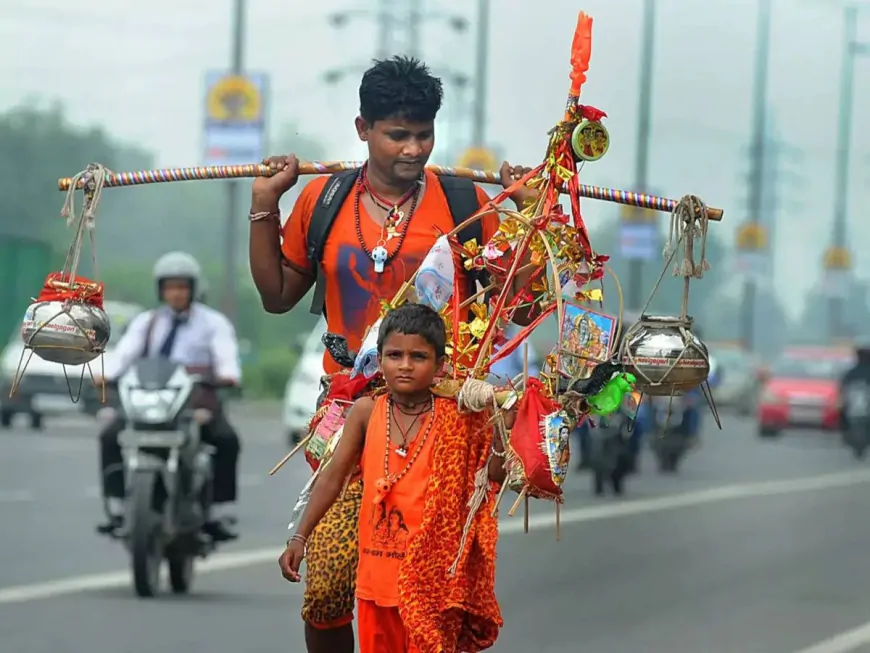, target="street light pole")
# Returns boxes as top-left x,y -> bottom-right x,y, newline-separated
827,5 -> 860,339
627,0 -> 656,312
738,0 -> 772,351
471,0 -> 490,146
221,0 -> 245,321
